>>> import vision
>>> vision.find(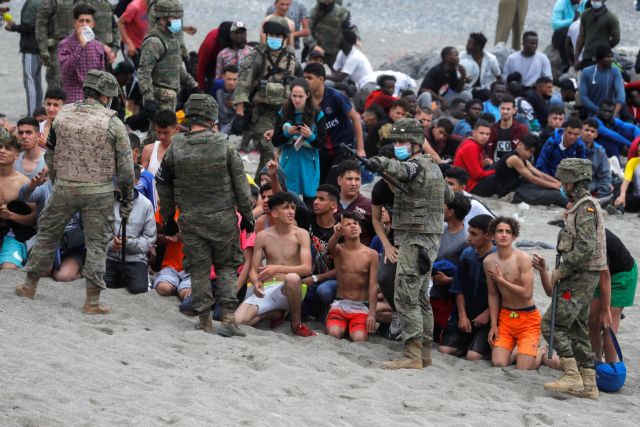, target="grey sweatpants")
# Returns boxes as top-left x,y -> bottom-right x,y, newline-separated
23,53 -> 43,116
